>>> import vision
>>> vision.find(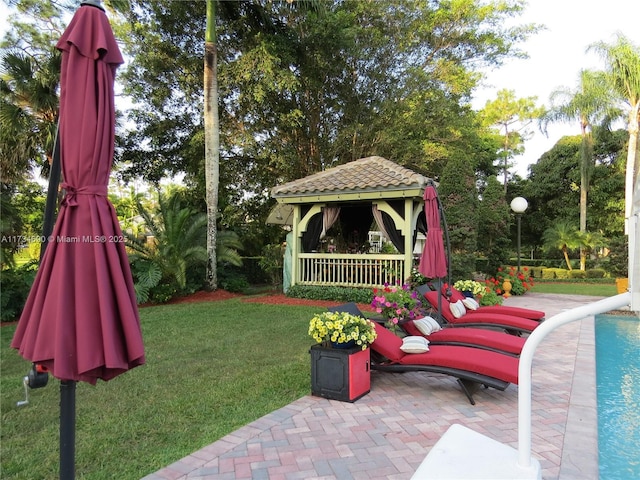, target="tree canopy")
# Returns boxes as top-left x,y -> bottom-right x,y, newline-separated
112,0 -> 538,229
